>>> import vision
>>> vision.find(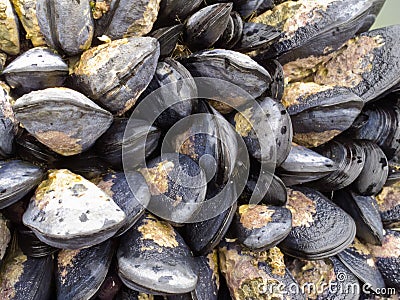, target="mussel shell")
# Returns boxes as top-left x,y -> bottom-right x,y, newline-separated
185,3 -> 233,50
0,85 -> 17,158
287,256 -> 360,300
277,143 -> 337,186
117,213 -> 198,295
334,190 -> 383,245
96,171 -> 150,237
0,213 -> 10,261
0,160 -> 44,209
231,204 -> 292,250
386,161 -> 400,186
234,22 -> 281,53
2,47 -> 68,94
0,0 -> 20,55
218,11 -> 244,50
95,118 -> 161,169
368,229 -> 400,290
116,287 -> 155,300
149,24 -> 184,57
36,0 -> 94,56
281,187 -> 356,259
157,0 -> 203,24
375,183 -> 400,230
13,87 -> 113,156
219,241 -> 305,300
73,37 -> 160,115
260,59 -> 285,101
337,238 -> 386,293
56,240 -> 114,300
22,169 -> 126,249
234,0 -> 273,19
352,141 -> 389,196
0,245 -> 53,300
17,227 -> 57,258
